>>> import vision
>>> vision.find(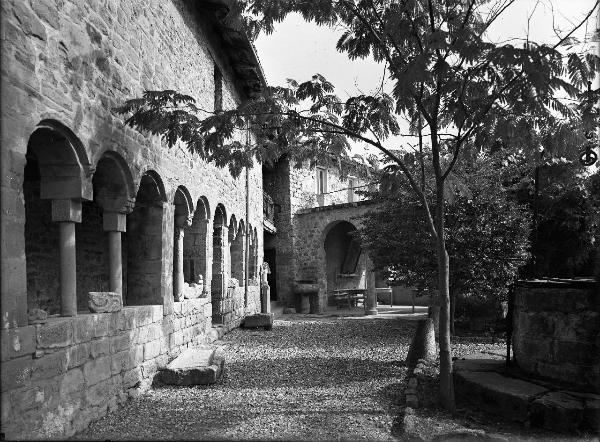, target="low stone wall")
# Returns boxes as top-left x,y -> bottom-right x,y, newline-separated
513,279 -> 600,392
1,298 -> 216,439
